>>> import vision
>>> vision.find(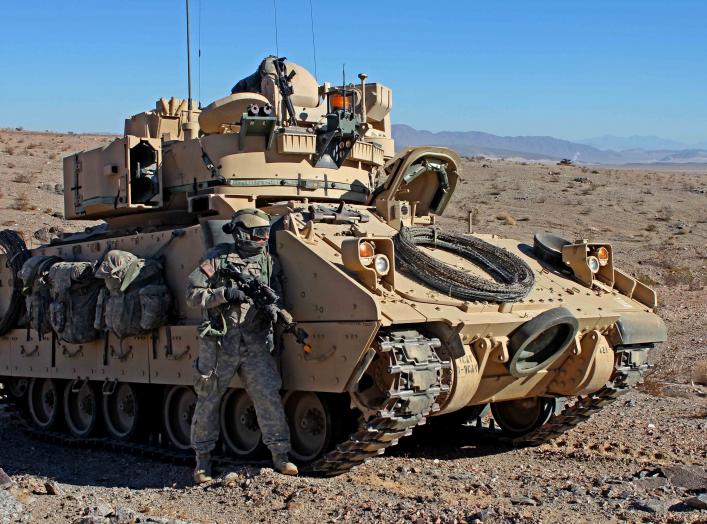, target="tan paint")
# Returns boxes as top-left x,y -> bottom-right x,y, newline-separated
0,57 -> 666,428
